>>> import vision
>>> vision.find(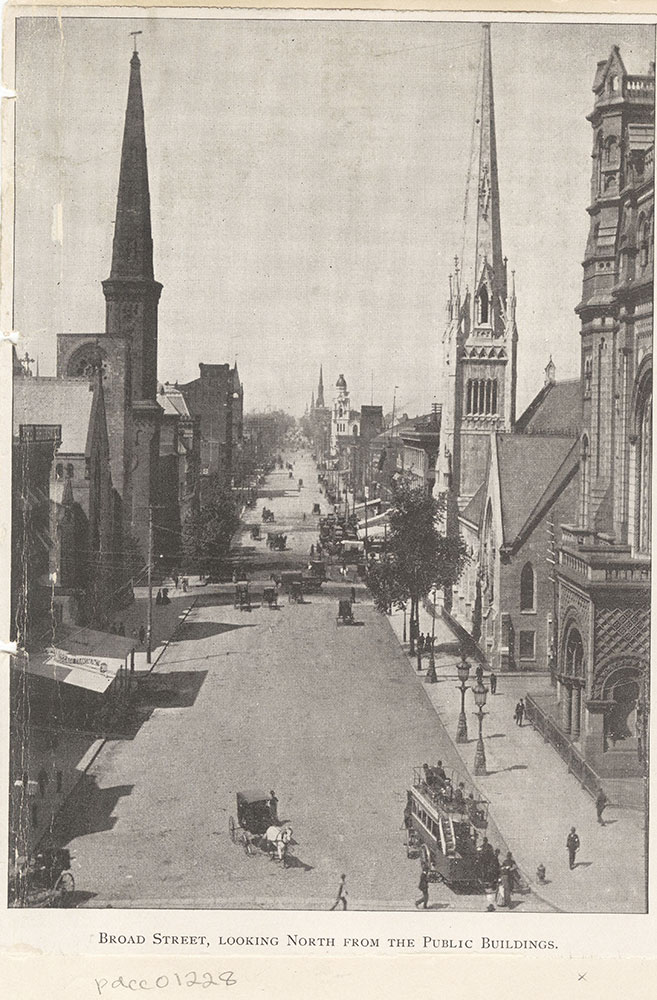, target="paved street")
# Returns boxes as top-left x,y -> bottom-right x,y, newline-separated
50,453 -> 550,910
51,451 -> 643,913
